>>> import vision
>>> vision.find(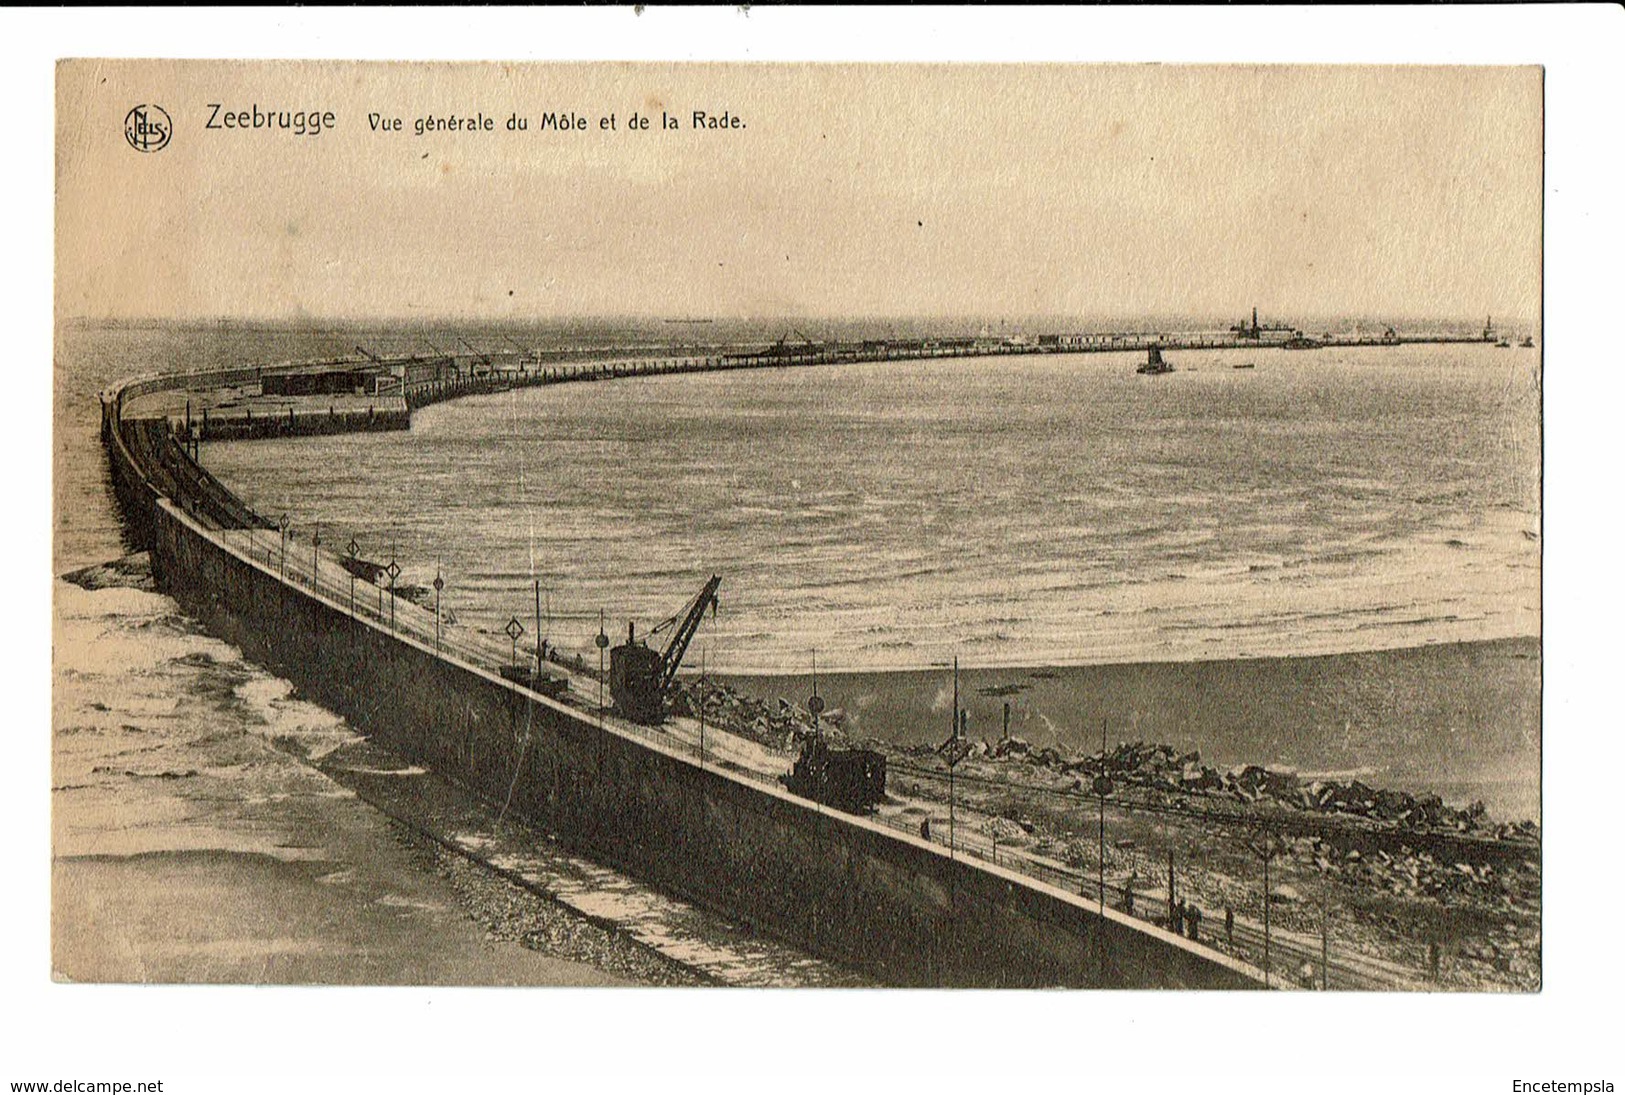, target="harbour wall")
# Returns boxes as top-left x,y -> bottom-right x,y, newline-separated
105,368 -> 1265,989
